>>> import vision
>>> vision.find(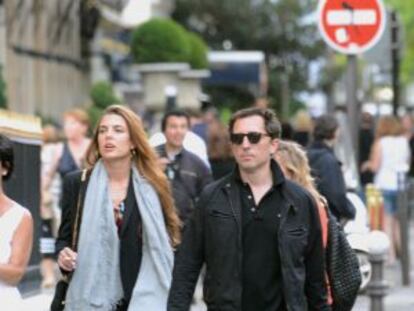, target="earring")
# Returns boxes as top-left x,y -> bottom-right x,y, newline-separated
131,148 -> 137,157
95,150 -> 100,158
